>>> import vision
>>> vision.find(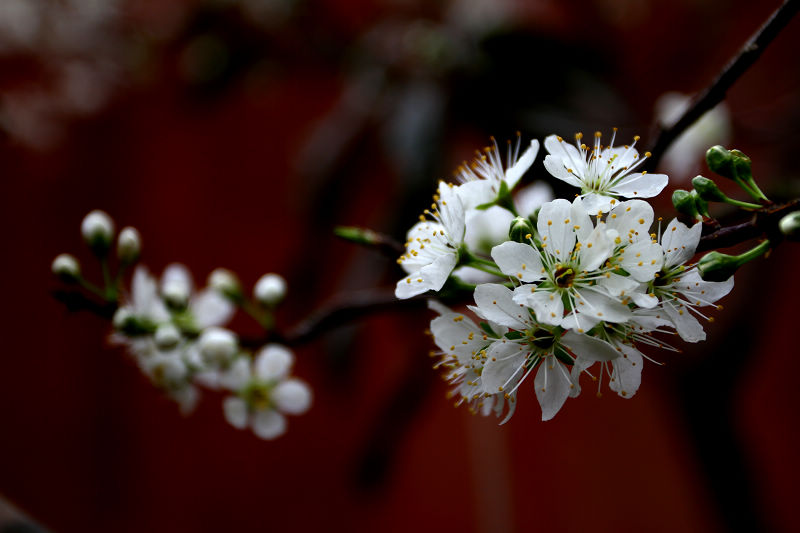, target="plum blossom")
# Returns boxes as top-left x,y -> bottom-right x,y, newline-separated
543,130 -> 668,213
222,345 -> 312,440
396,181 -> 465,299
